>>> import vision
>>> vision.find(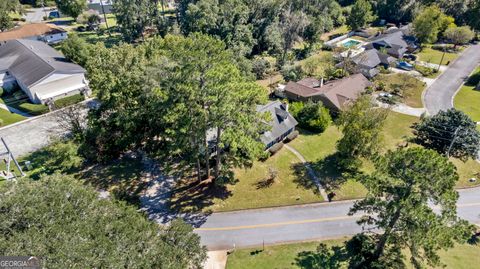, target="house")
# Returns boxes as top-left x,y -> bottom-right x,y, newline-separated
0,39 -> 90,104
349,49 -> 397,78
87,0 -> 114,14
281,74 -> 372,112
257,101 -> 298,149
364,25 -> 417,58
0,23 -> 68,44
